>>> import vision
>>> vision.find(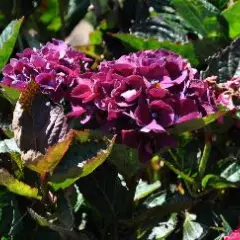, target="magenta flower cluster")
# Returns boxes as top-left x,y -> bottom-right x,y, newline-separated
68,50 -> 216,161
1,43 -> 218,161
1,39 -> 91,101
224,225 -> 240,240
